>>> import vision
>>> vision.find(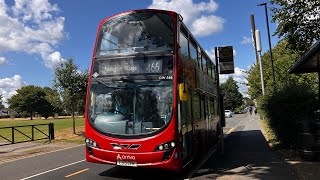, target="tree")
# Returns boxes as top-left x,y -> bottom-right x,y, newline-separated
7,86 -> 54,119
43,87 -> 62,118
221,77 -> 243,111
271,0 -> 320,52
246,40 -> 317,99
246,41 -> 319,150
54,59 -> 88,133
0,94 -> 4,109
